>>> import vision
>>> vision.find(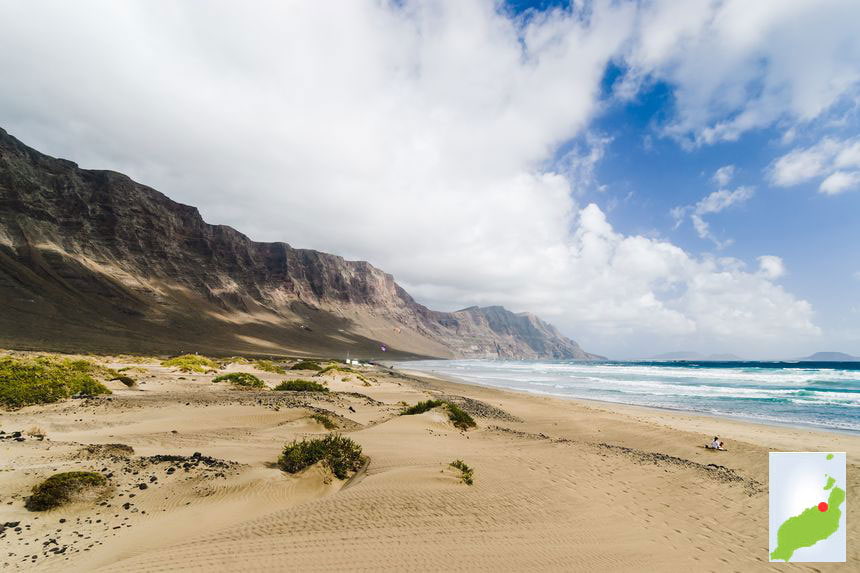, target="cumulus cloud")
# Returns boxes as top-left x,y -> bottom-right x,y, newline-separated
770,137 -> 860,194
0,0 -> 823,355
621,0 -> 860,146
757,255 -> 786,280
